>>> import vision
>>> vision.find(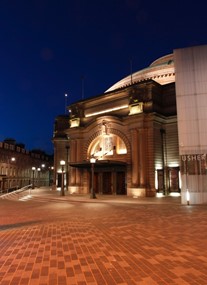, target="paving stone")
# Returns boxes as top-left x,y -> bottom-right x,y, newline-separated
0,188 -> 207,284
